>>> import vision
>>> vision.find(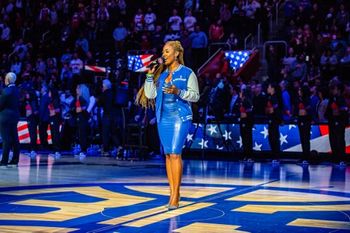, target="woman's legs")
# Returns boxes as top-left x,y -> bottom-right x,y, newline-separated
169,154 -> 183,207
165,155 -> 174,205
